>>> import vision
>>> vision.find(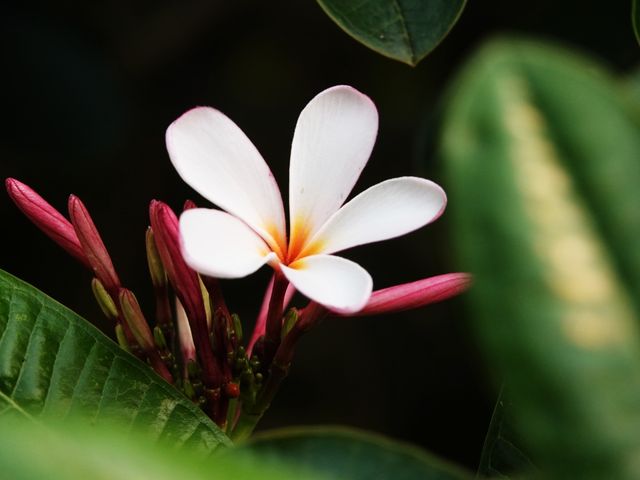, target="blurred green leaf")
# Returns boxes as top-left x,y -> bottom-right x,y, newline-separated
241,426 -> 470,480
0,417 -> 315,480
316,0 -> 466,66
477,388 -> 534,478
0,269 -> 229,450
442,38 -> 640,479
633,0 -> 640,44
